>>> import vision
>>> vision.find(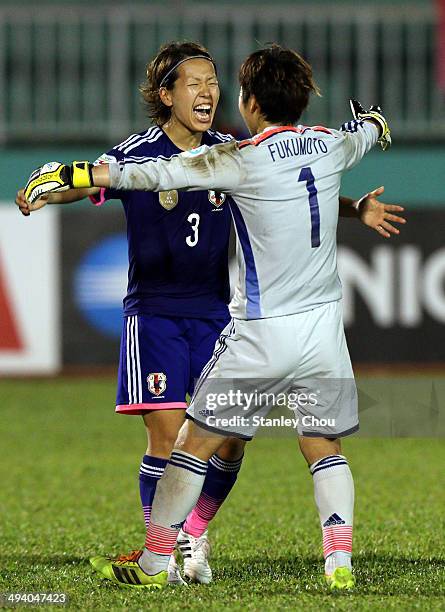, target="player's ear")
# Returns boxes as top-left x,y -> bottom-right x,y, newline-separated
159,87 -> 173,108
249,94 -> 260,116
